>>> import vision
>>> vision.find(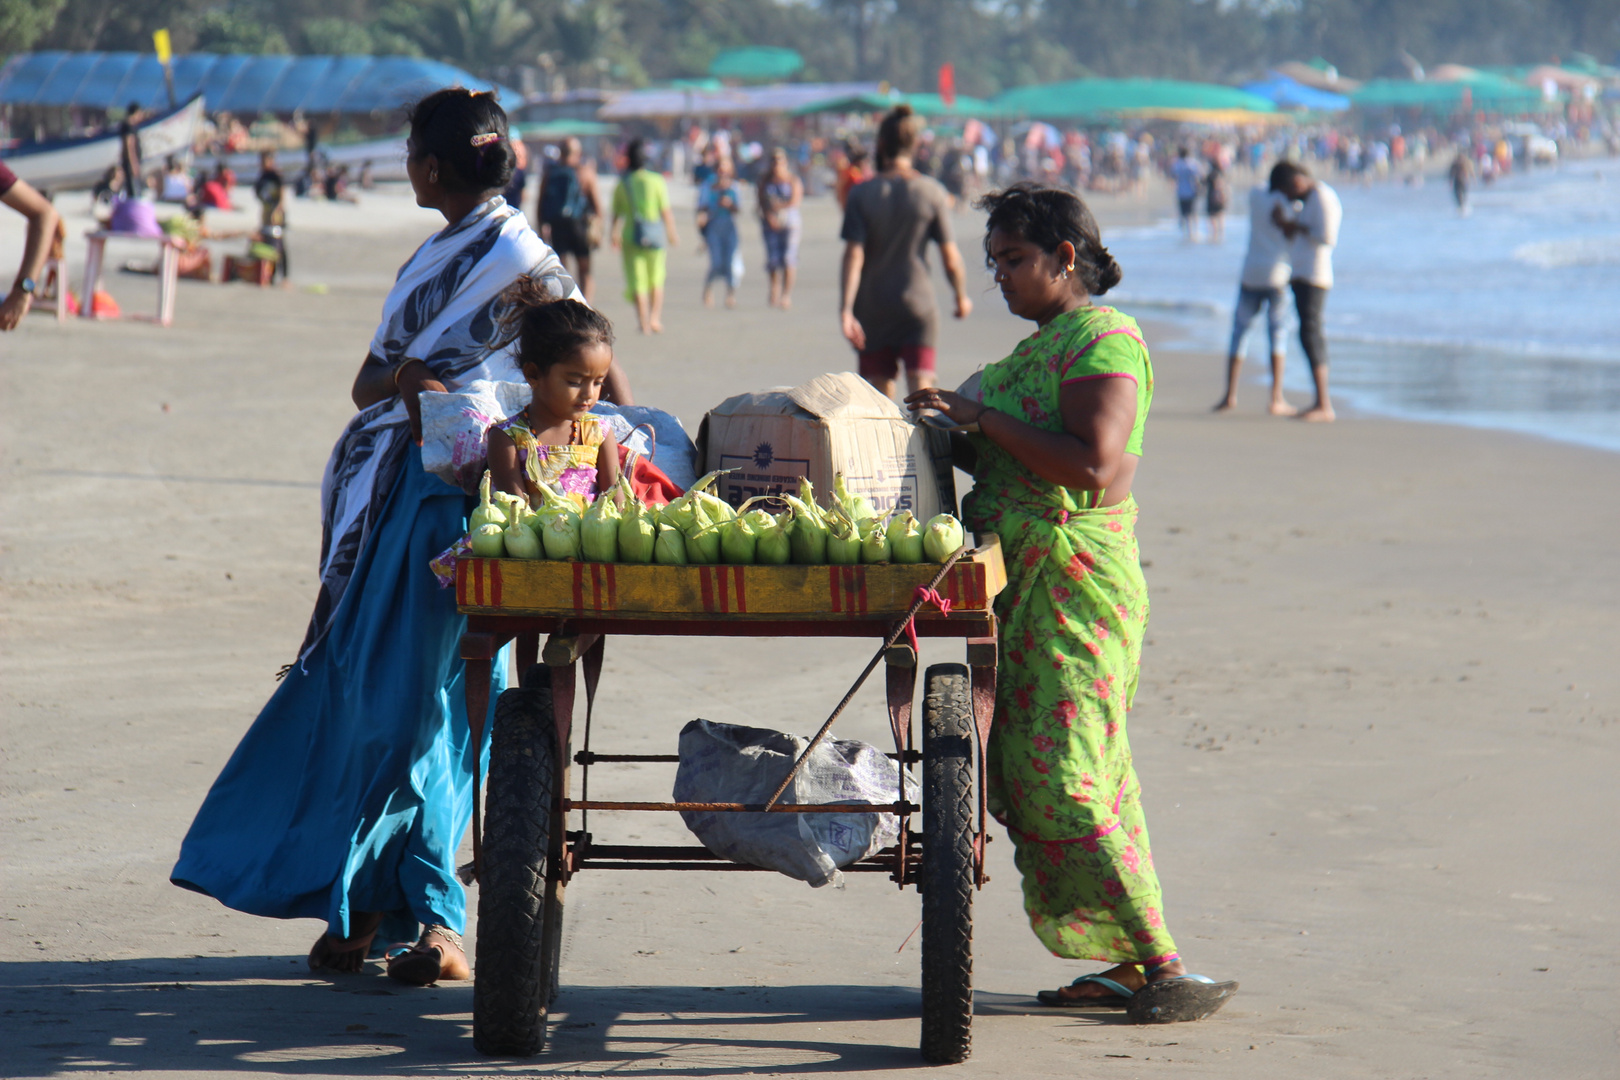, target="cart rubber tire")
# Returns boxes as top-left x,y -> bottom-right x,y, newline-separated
920,663 -> 975,1065
473,683 -> 565,1057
